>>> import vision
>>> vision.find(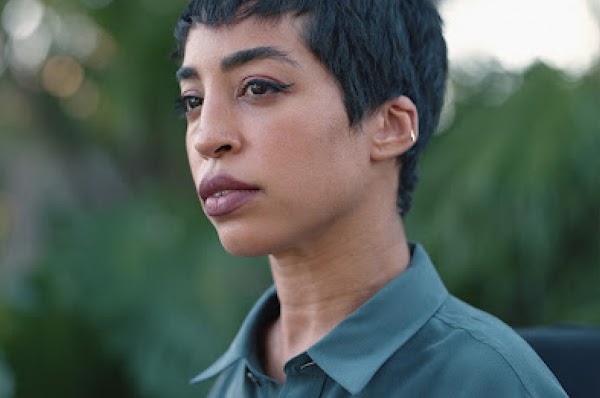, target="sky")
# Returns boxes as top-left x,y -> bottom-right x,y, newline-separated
440,0 -> 600,75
